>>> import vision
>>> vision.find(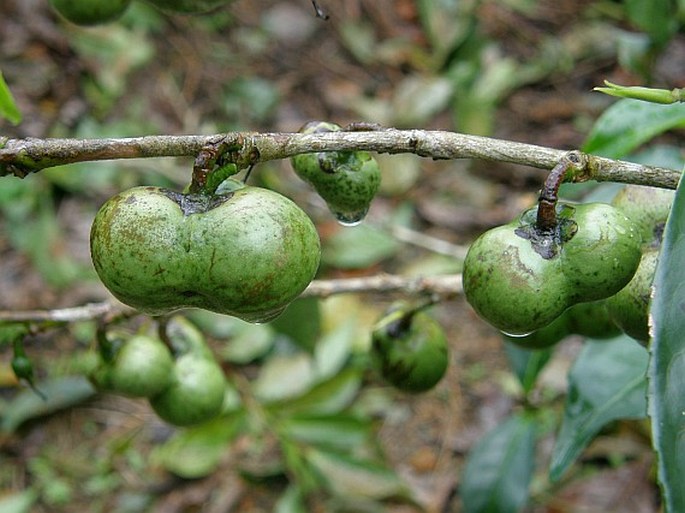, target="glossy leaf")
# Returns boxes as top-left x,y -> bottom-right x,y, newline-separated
549,336 -> 648,482
1,376 -> 96,433
152,412 -> 245,479
649,172 -> 685,513
0,71 -> 21,125
461,413 -> 537,513
582,99 -> 685,159
503,341 -> 553,394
